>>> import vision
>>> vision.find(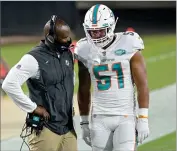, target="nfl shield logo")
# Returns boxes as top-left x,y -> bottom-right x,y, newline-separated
65,60 -> 69,66
16,64 -> 21,69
